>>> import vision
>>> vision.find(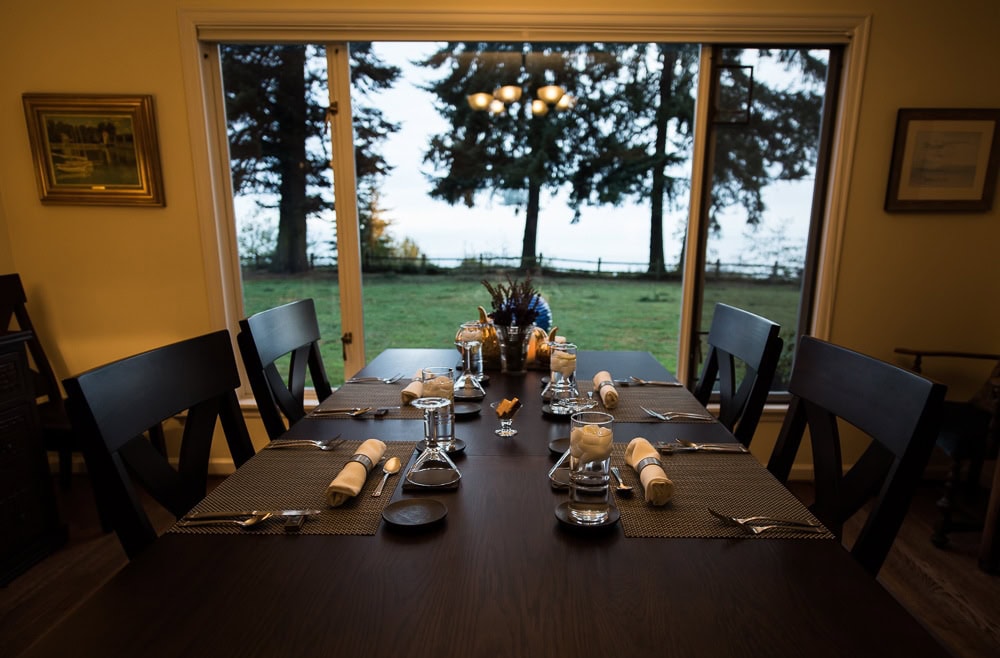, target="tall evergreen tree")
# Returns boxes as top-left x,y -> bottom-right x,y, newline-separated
421,43 -> 827,276
421,42 -> 630,271
222,43 -> 400,273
